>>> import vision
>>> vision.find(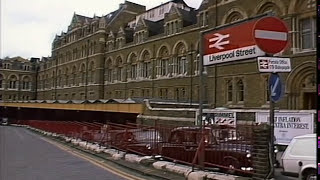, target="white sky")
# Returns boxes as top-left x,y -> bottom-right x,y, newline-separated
1,0 -> 202,59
